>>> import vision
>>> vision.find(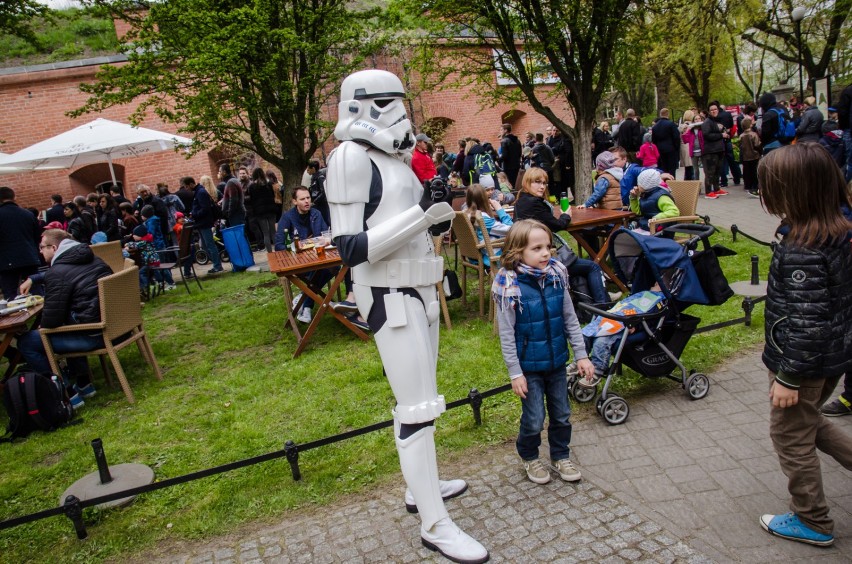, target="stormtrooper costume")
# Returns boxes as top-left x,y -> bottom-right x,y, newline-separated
326,70 -> 489,564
